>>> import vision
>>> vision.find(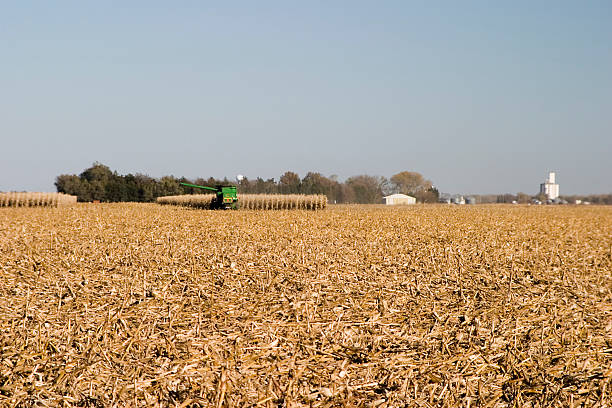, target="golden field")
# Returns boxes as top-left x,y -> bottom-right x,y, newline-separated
0,204 -> 610,407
